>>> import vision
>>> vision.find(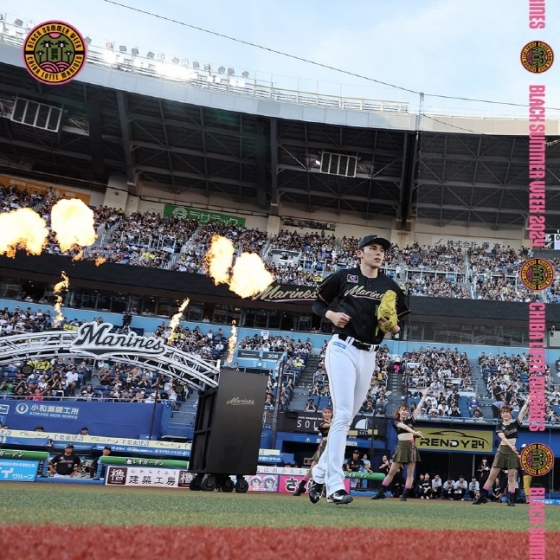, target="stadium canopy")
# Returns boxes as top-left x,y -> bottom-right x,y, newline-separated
0,45 -> 560,230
